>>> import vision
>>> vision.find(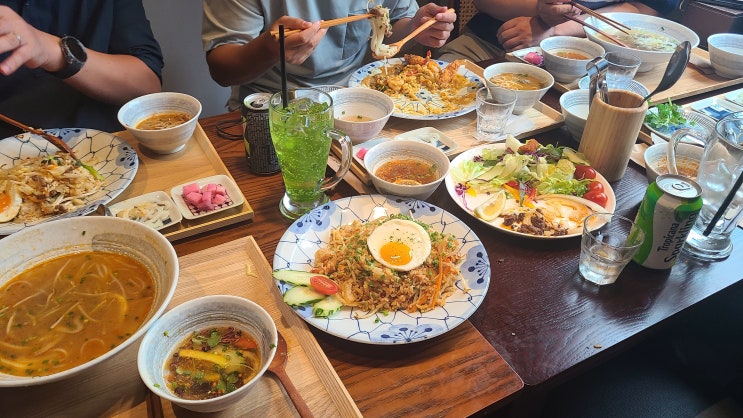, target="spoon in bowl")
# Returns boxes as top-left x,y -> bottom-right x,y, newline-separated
267,331 -> 314,418
638,41 -> 692,106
